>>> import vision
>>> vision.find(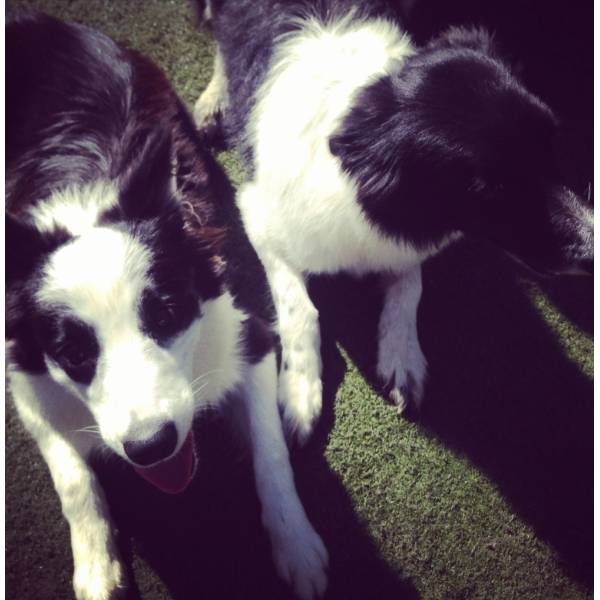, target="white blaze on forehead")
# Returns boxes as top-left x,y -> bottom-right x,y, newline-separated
37,227 -> 151,328
30,181 -> 119,236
